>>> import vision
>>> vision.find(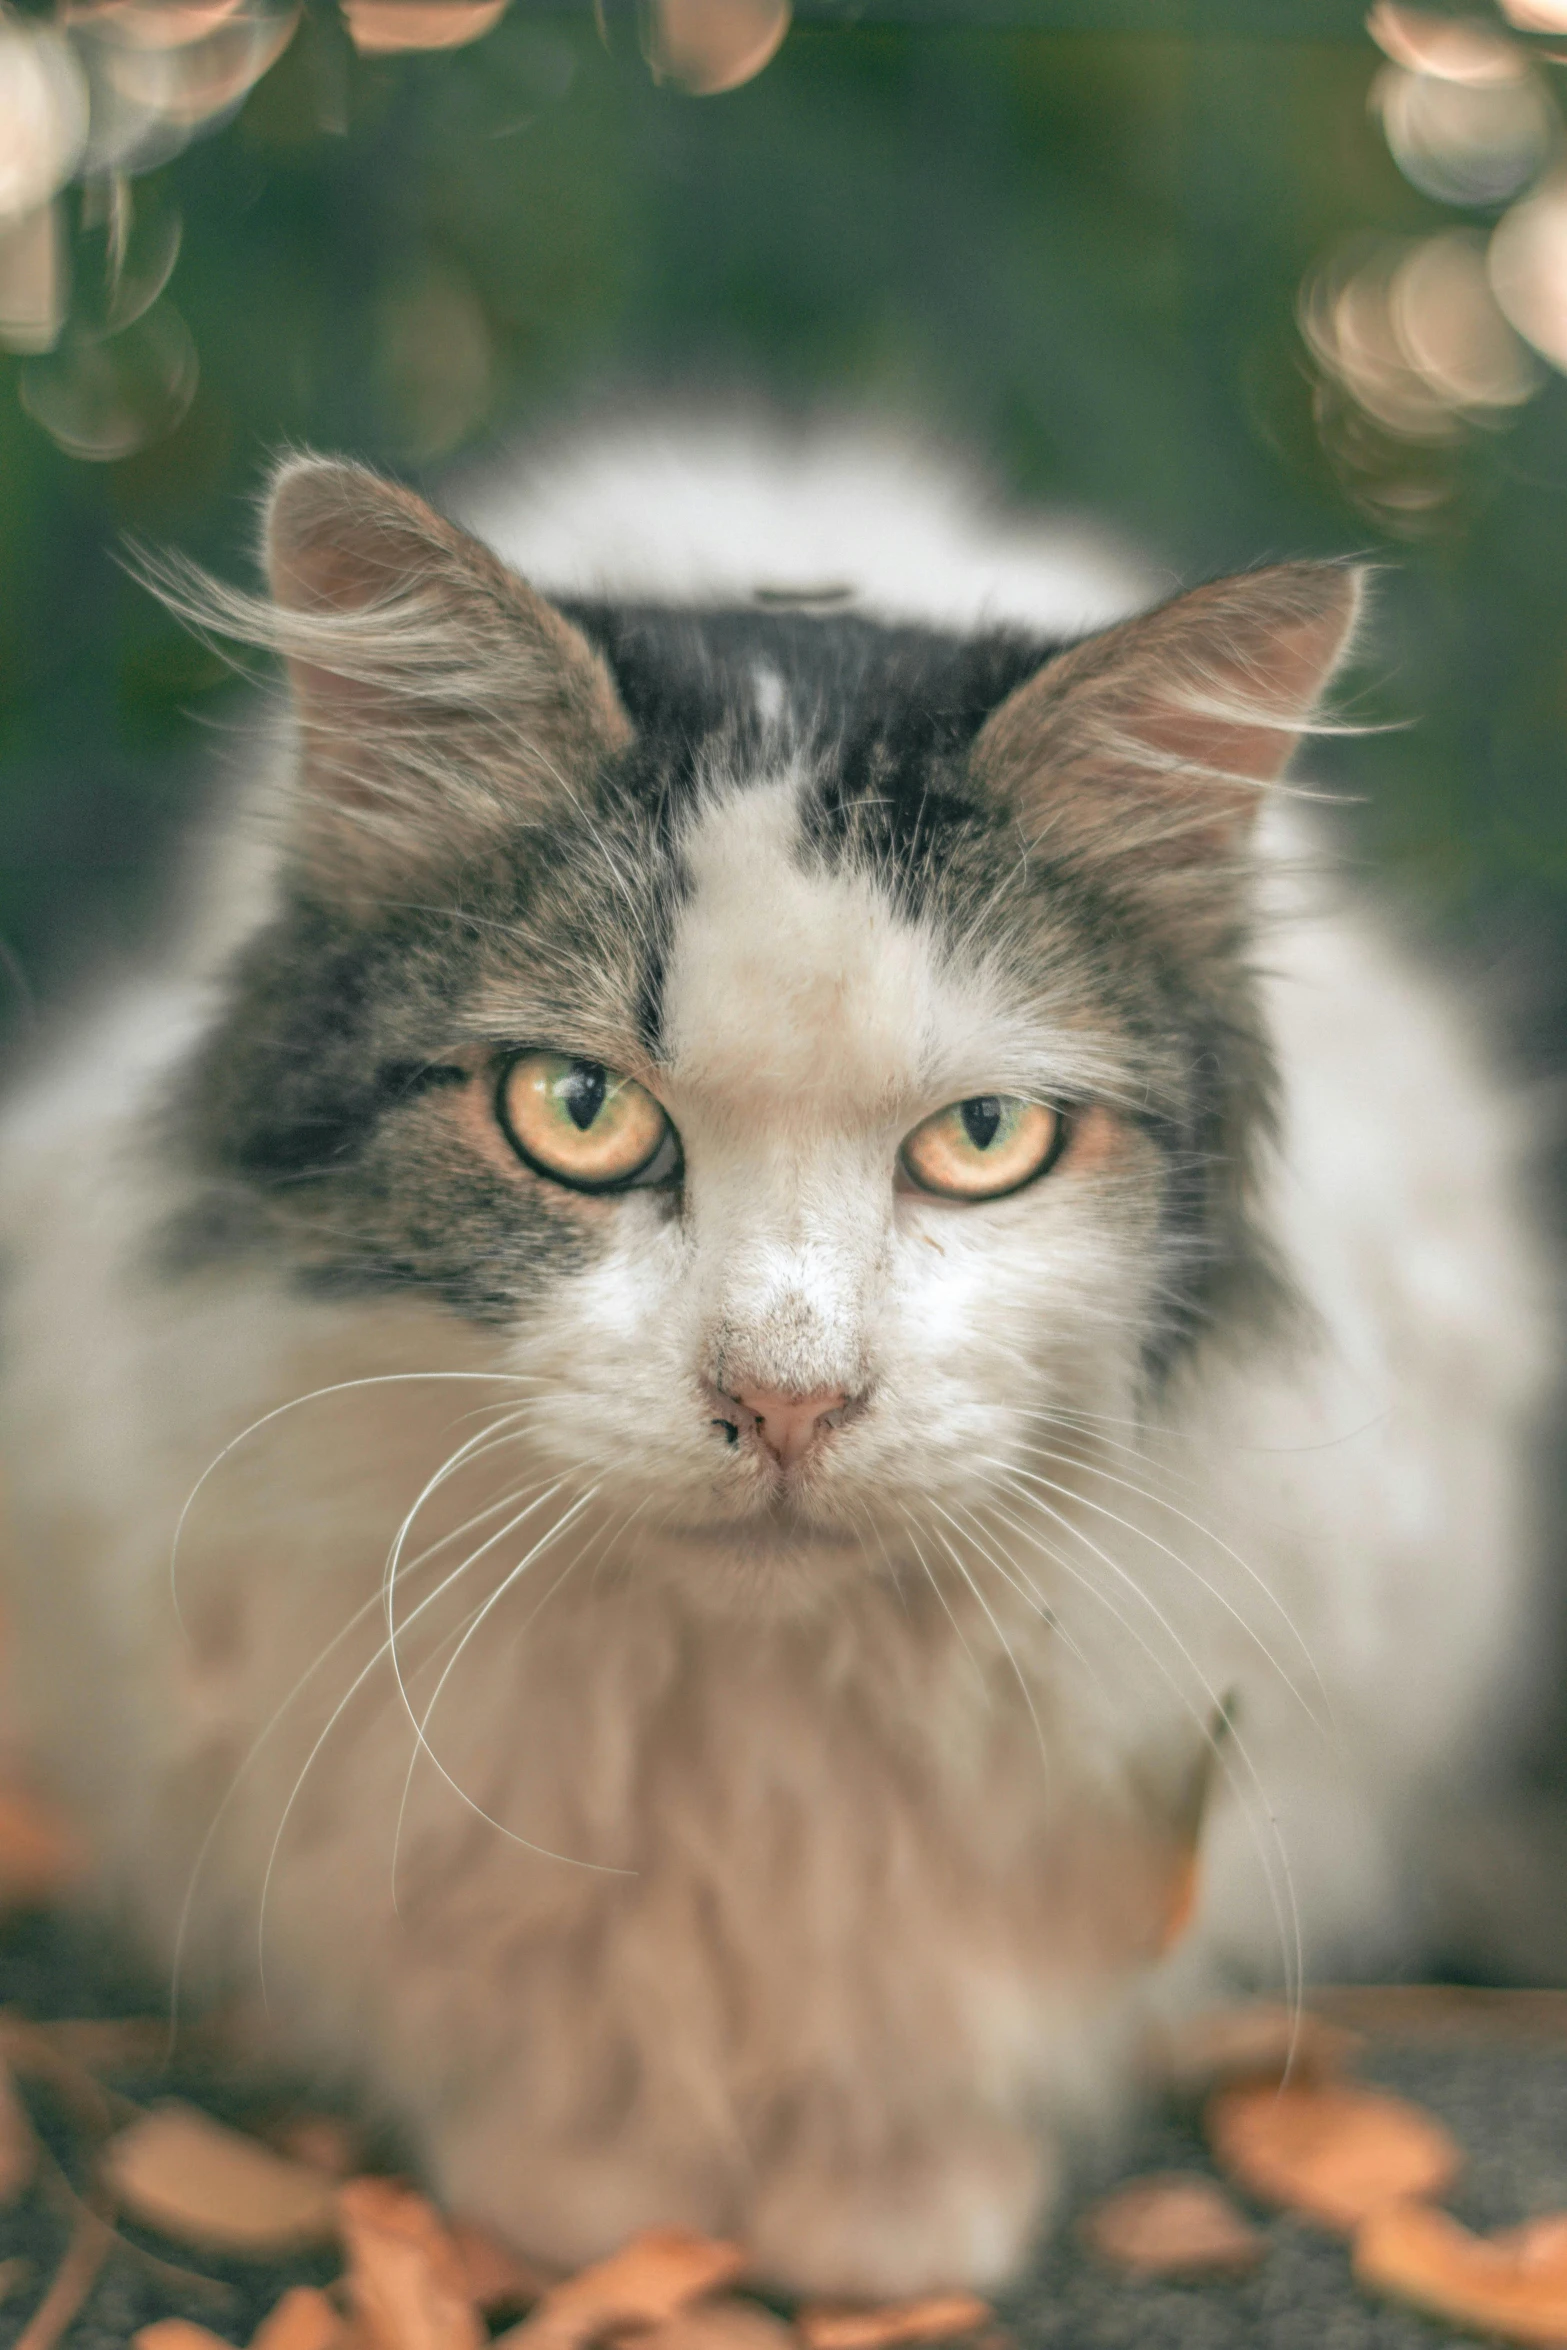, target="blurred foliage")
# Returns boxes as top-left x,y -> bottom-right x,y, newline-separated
2,1 -> 1566,1016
